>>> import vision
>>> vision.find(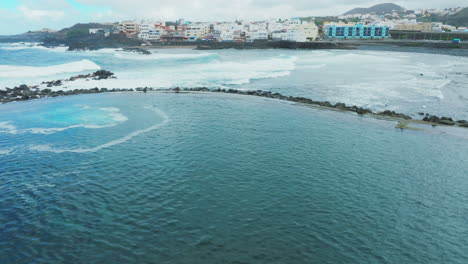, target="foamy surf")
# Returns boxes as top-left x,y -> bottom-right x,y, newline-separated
113,52 -> 218,61
0,59 -> 101,78
54,55 -> 297,90
29,106 -> 169,153
0,45 -> 68,52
